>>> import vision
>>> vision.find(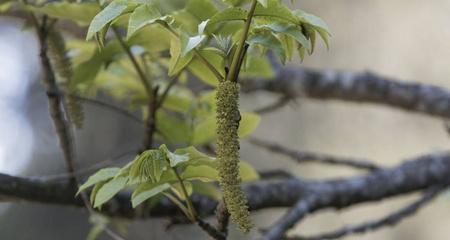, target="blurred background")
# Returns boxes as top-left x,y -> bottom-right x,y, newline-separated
1,0 -> 450,239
